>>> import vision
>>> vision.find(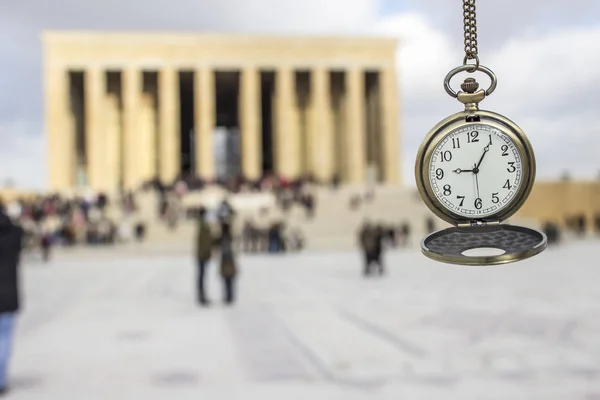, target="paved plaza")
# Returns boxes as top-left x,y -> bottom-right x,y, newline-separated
8,240 -> 600,399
